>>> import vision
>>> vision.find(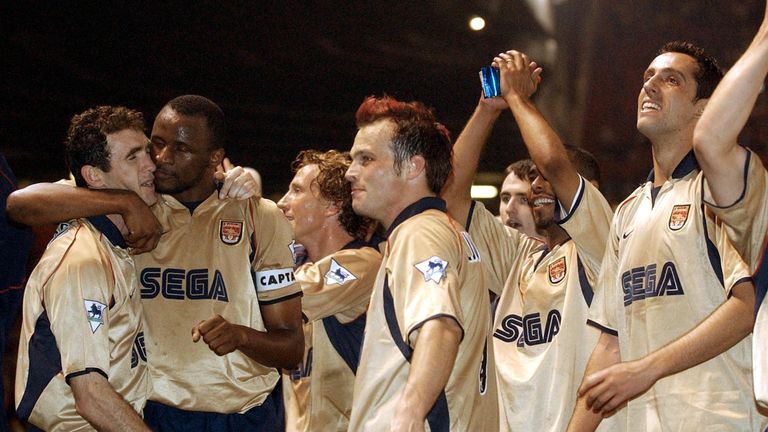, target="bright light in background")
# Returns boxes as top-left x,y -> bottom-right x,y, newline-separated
471,185 -> 497,199
469,16 -> 486,31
